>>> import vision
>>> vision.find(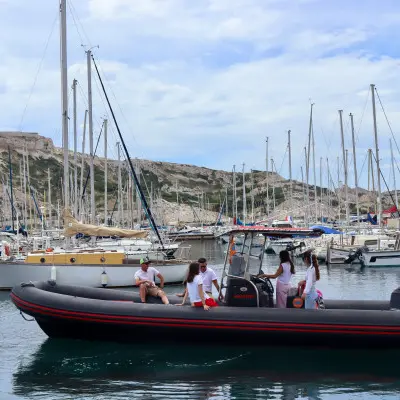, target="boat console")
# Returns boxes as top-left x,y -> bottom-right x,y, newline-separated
220,232 -> 274,307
